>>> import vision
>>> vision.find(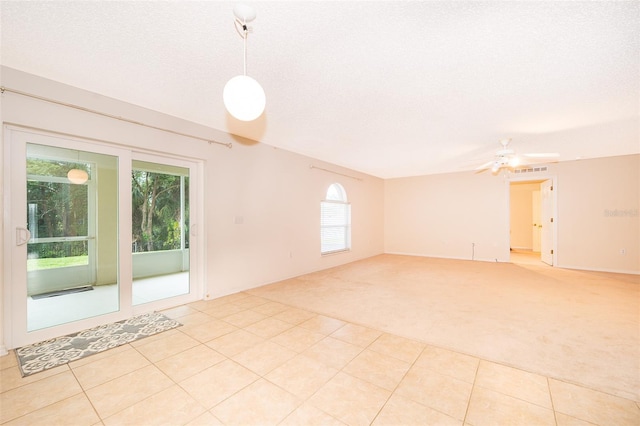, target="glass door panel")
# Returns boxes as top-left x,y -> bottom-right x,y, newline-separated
131,160 -> 190,305
26,143 -> 119,331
